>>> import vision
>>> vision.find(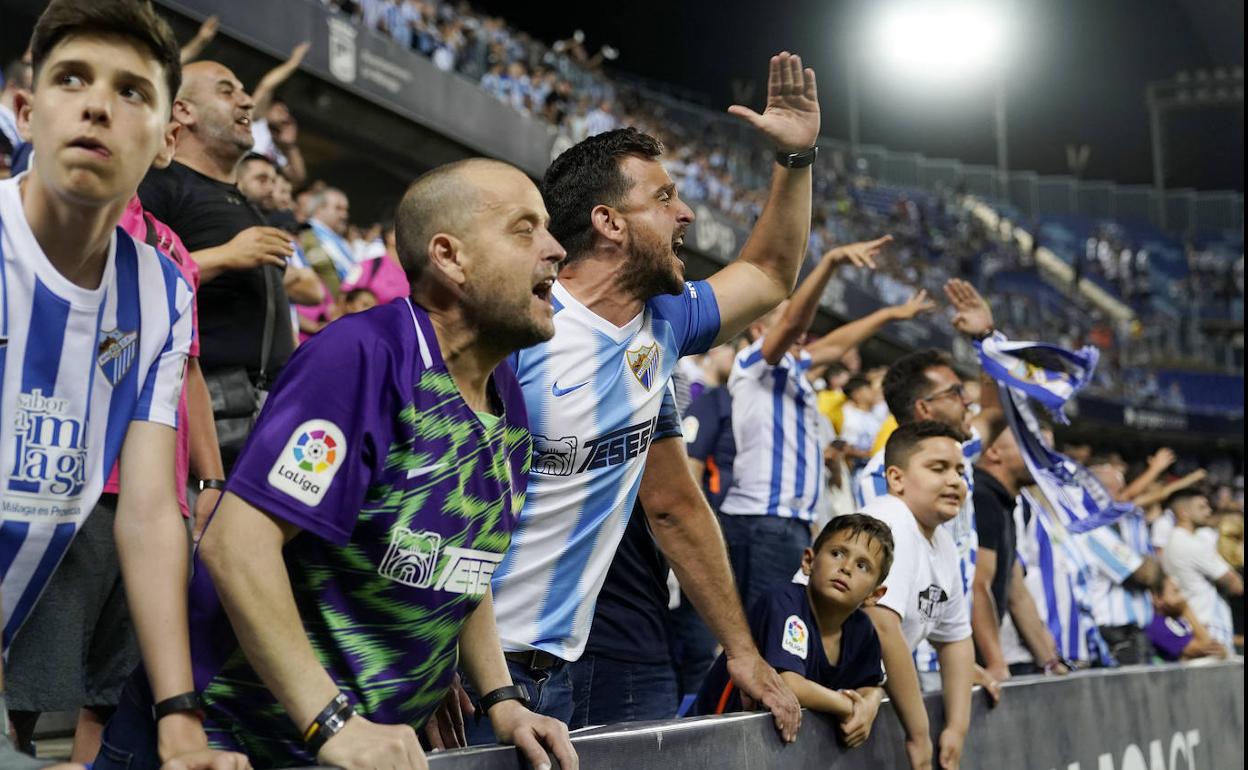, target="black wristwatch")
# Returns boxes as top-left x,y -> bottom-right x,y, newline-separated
198,478 -> 226,492
775,145 -> 818,168
153,692 -> 204,722
478,684 -> 531,713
